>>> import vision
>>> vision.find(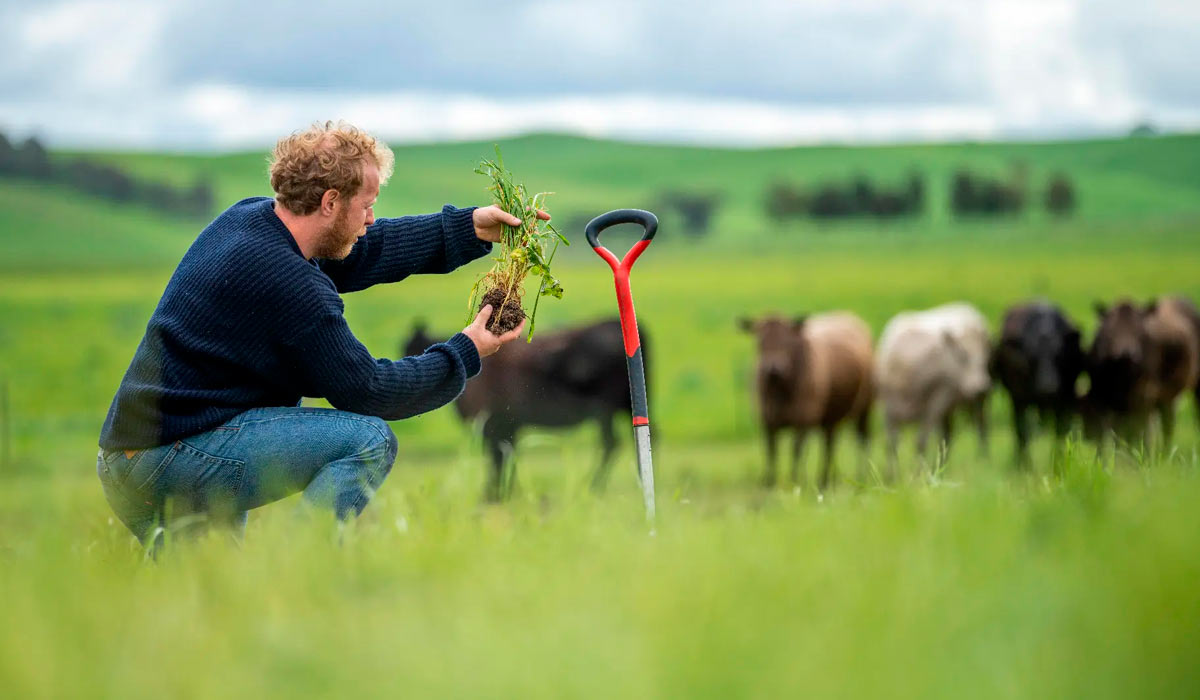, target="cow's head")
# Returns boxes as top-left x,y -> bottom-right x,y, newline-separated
998,305 -> 1083,399
1091,299 -> 1153,370
740,315 -> 806,396
942,326 -> 991,400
